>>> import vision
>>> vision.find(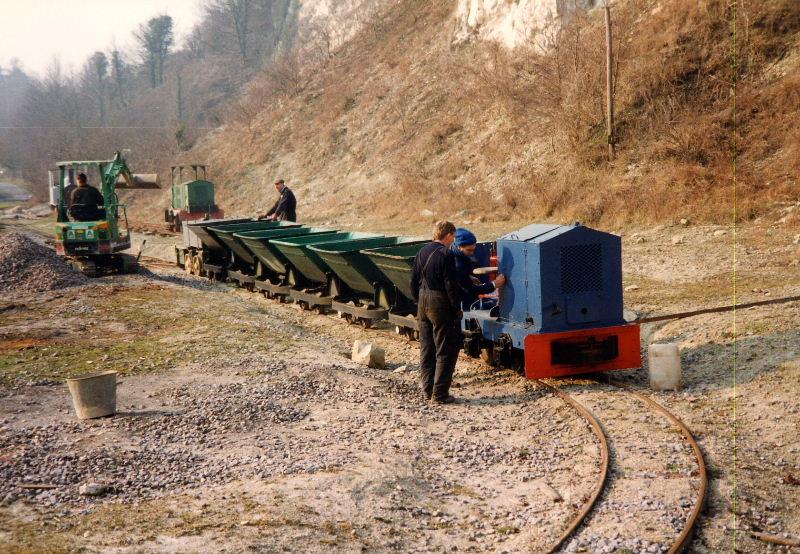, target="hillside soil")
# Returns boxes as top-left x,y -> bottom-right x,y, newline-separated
0,210 -> 798,553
